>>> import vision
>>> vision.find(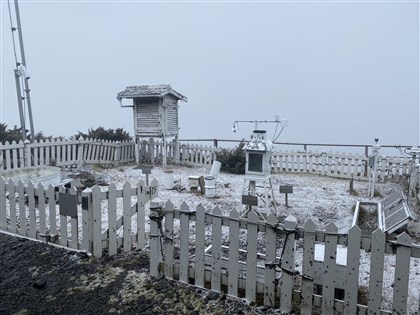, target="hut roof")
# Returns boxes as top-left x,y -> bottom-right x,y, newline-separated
117,84 -> 187,102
